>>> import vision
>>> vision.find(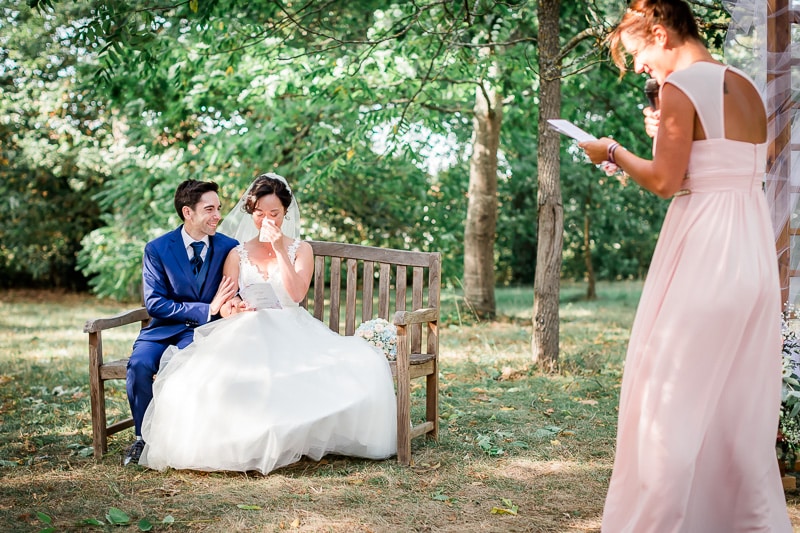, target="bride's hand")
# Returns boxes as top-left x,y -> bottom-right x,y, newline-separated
259,219 -> 284,247
211,276 -> 237,316
235,299 -> 255,312
221,297 -> 254,317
